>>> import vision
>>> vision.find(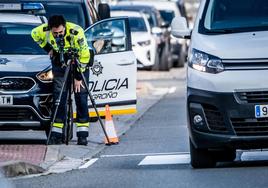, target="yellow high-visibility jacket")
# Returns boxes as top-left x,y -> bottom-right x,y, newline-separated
31,22 -> 90,65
